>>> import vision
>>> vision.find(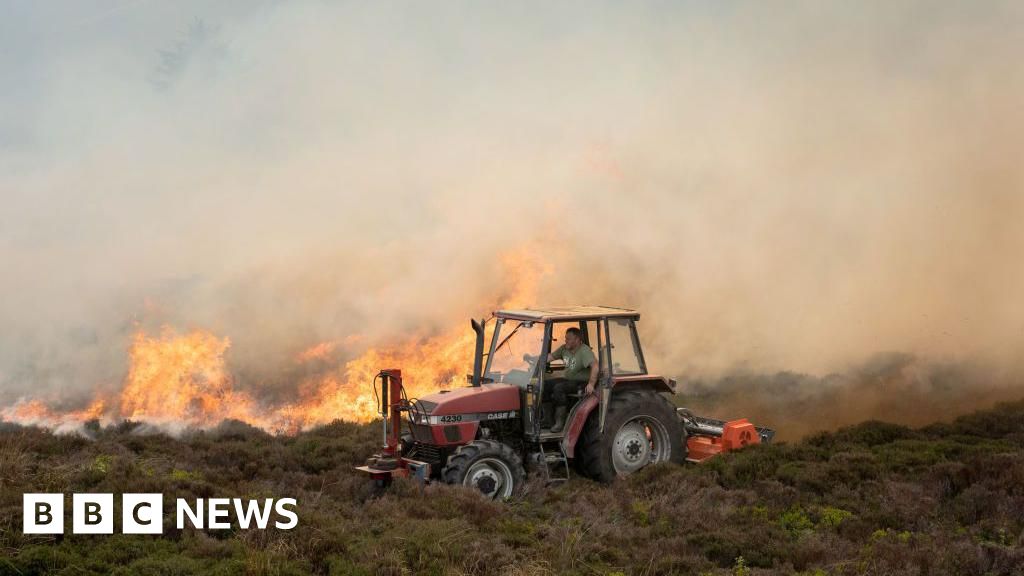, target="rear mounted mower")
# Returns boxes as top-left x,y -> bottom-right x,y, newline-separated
357,306 -> 773,498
